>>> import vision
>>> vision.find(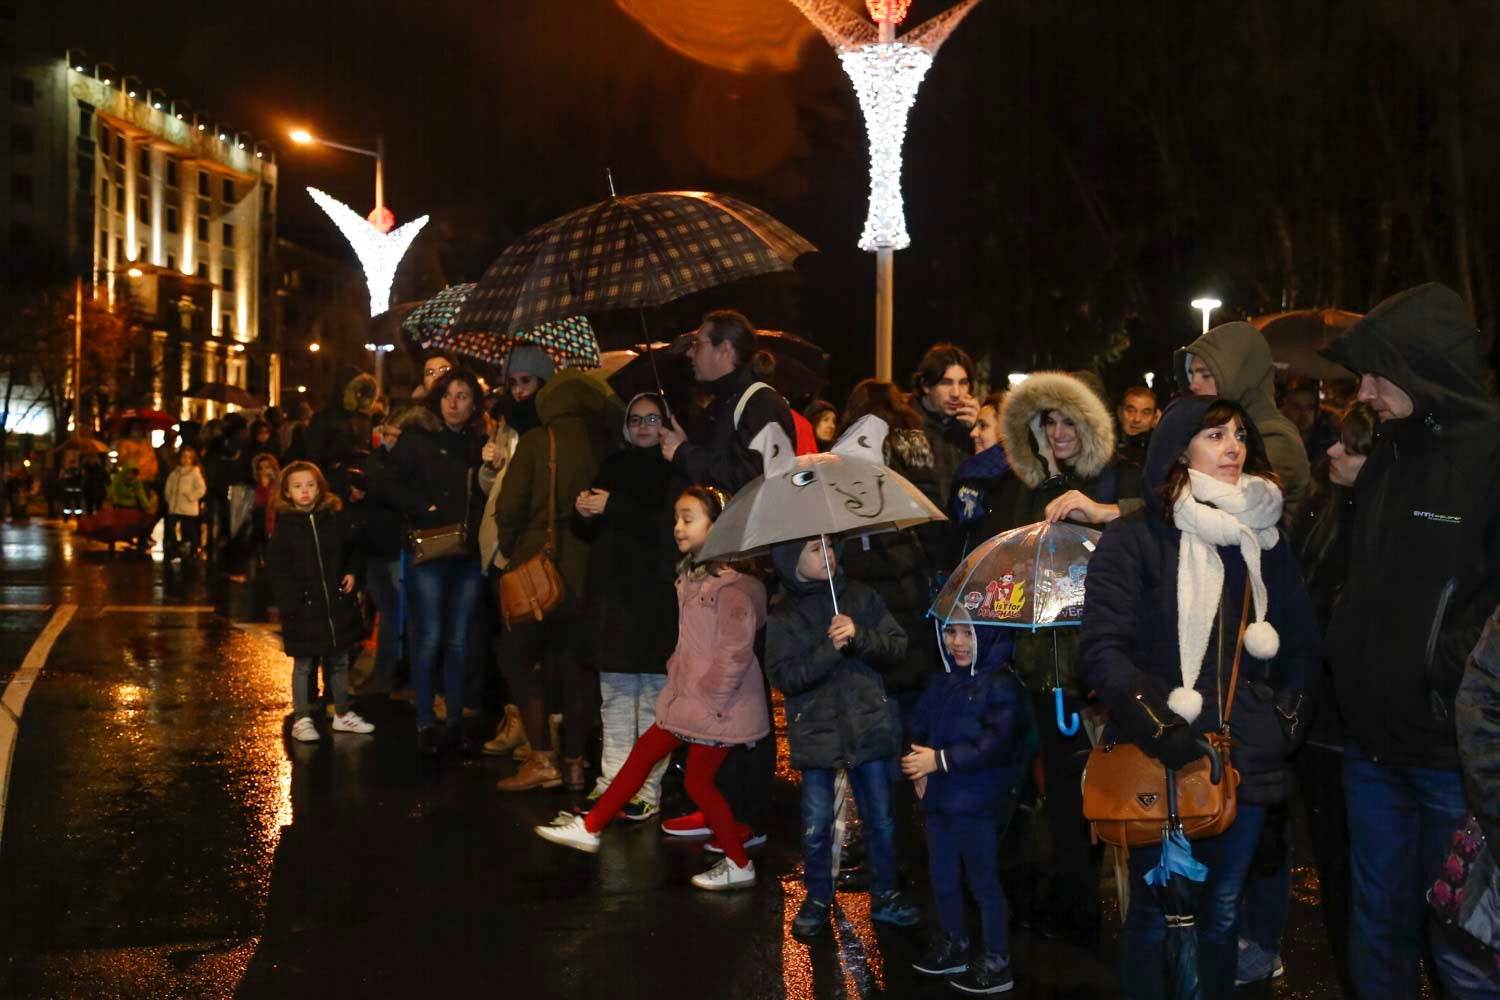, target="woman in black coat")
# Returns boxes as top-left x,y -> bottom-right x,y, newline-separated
1079,396 -> 1318,1000
267,460 -> 370,743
